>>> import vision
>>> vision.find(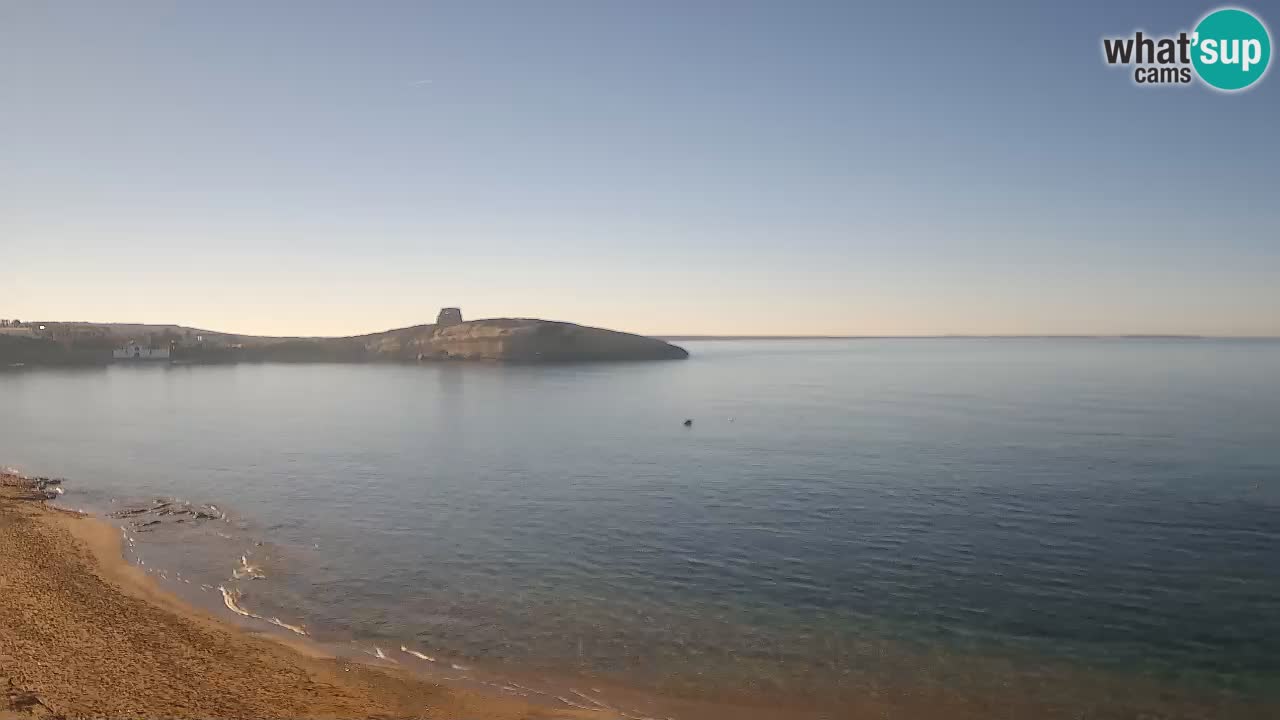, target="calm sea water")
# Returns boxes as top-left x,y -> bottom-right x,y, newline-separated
3,339 -> 1279,713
